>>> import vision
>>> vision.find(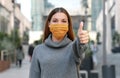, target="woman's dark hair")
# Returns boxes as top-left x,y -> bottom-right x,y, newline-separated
43,7 -> 75,42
